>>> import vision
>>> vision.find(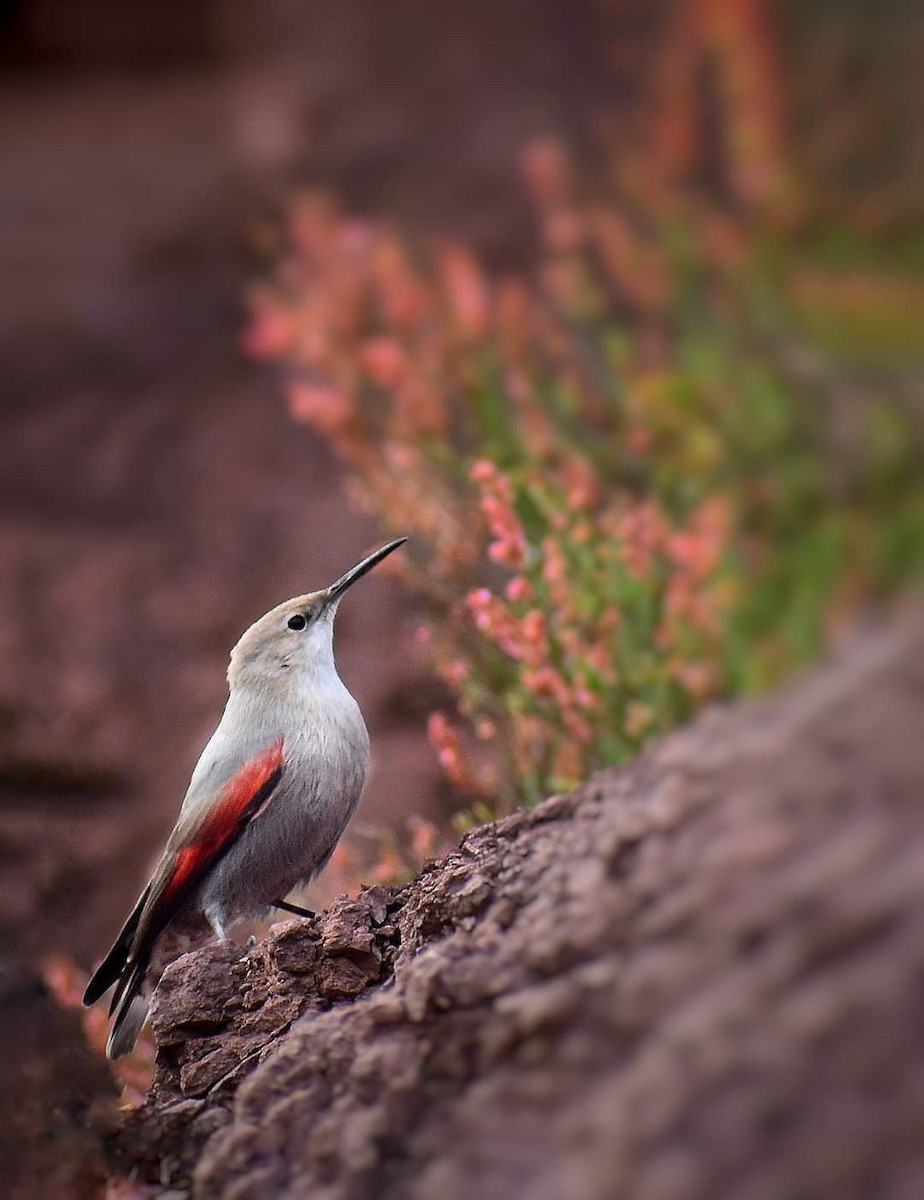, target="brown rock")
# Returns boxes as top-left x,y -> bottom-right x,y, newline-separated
116,619 -> 924,1199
